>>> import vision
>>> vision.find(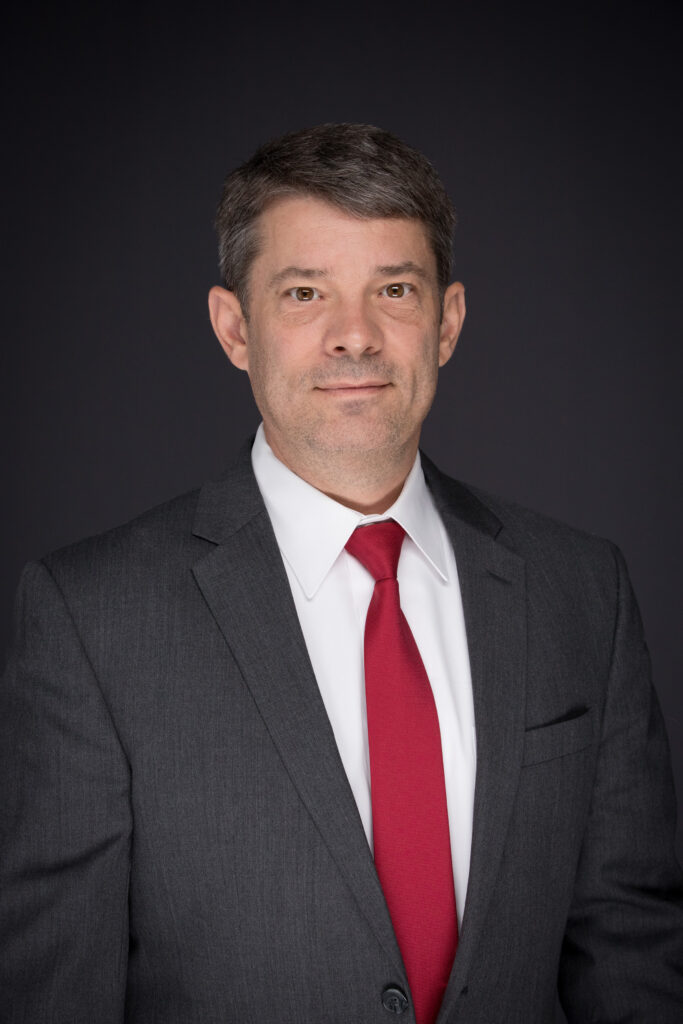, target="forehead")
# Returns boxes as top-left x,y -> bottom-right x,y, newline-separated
251,196 -> 436,277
